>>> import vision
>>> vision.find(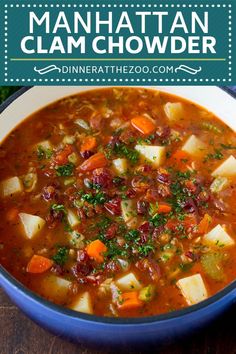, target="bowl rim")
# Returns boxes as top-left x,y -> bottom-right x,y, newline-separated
0,85 -> 236,326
